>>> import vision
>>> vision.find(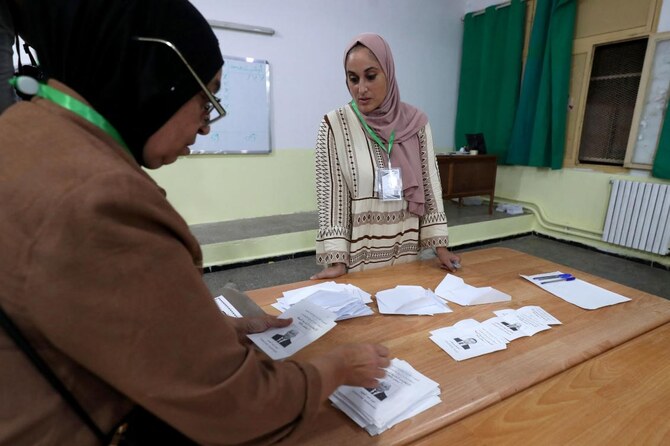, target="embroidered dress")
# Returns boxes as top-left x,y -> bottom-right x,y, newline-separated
316,104 -> 450,272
